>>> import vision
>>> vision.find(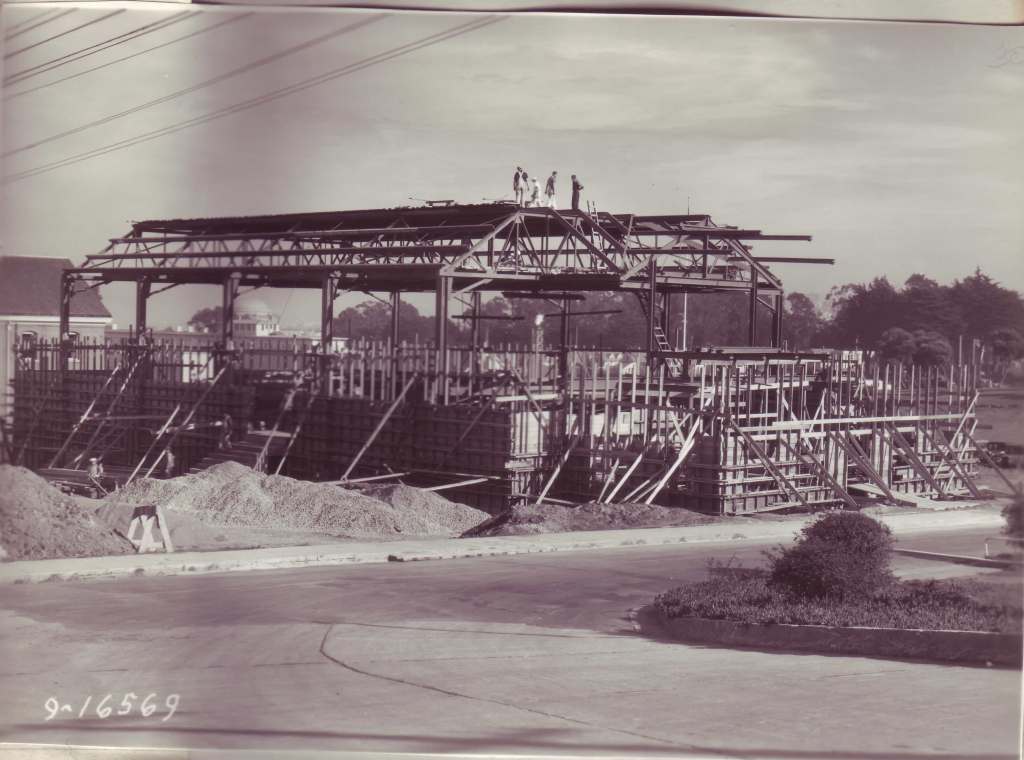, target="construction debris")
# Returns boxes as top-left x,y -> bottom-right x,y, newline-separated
0,465 -> 133,561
